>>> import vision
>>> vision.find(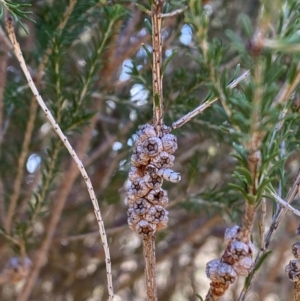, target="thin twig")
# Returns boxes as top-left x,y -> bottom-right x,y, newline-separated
5,18 -> 114,301
143,237 -> 157,301
118,215 -> 222,292
268,191 -> 300,217
5,0 -> 77,234
151,1 -> 164,134
159,6 -> 188,18
273,65 -> 300,107
171,70 -> 250,130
